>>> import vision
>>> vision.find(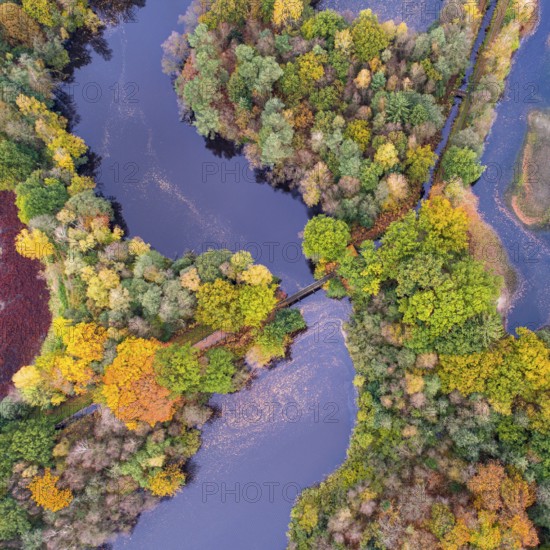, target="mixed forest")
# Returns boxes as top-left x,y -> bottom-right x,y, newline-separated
0,0 -> 548,547
168,0 -> 550,547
